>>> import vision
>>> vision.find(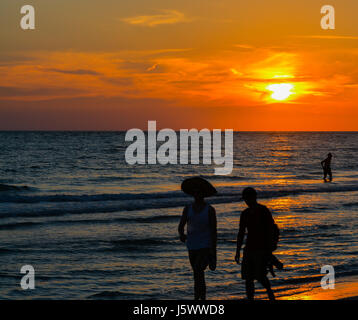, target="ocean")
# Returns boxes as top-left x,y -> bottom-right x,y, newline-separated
0,131 -> 357,299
